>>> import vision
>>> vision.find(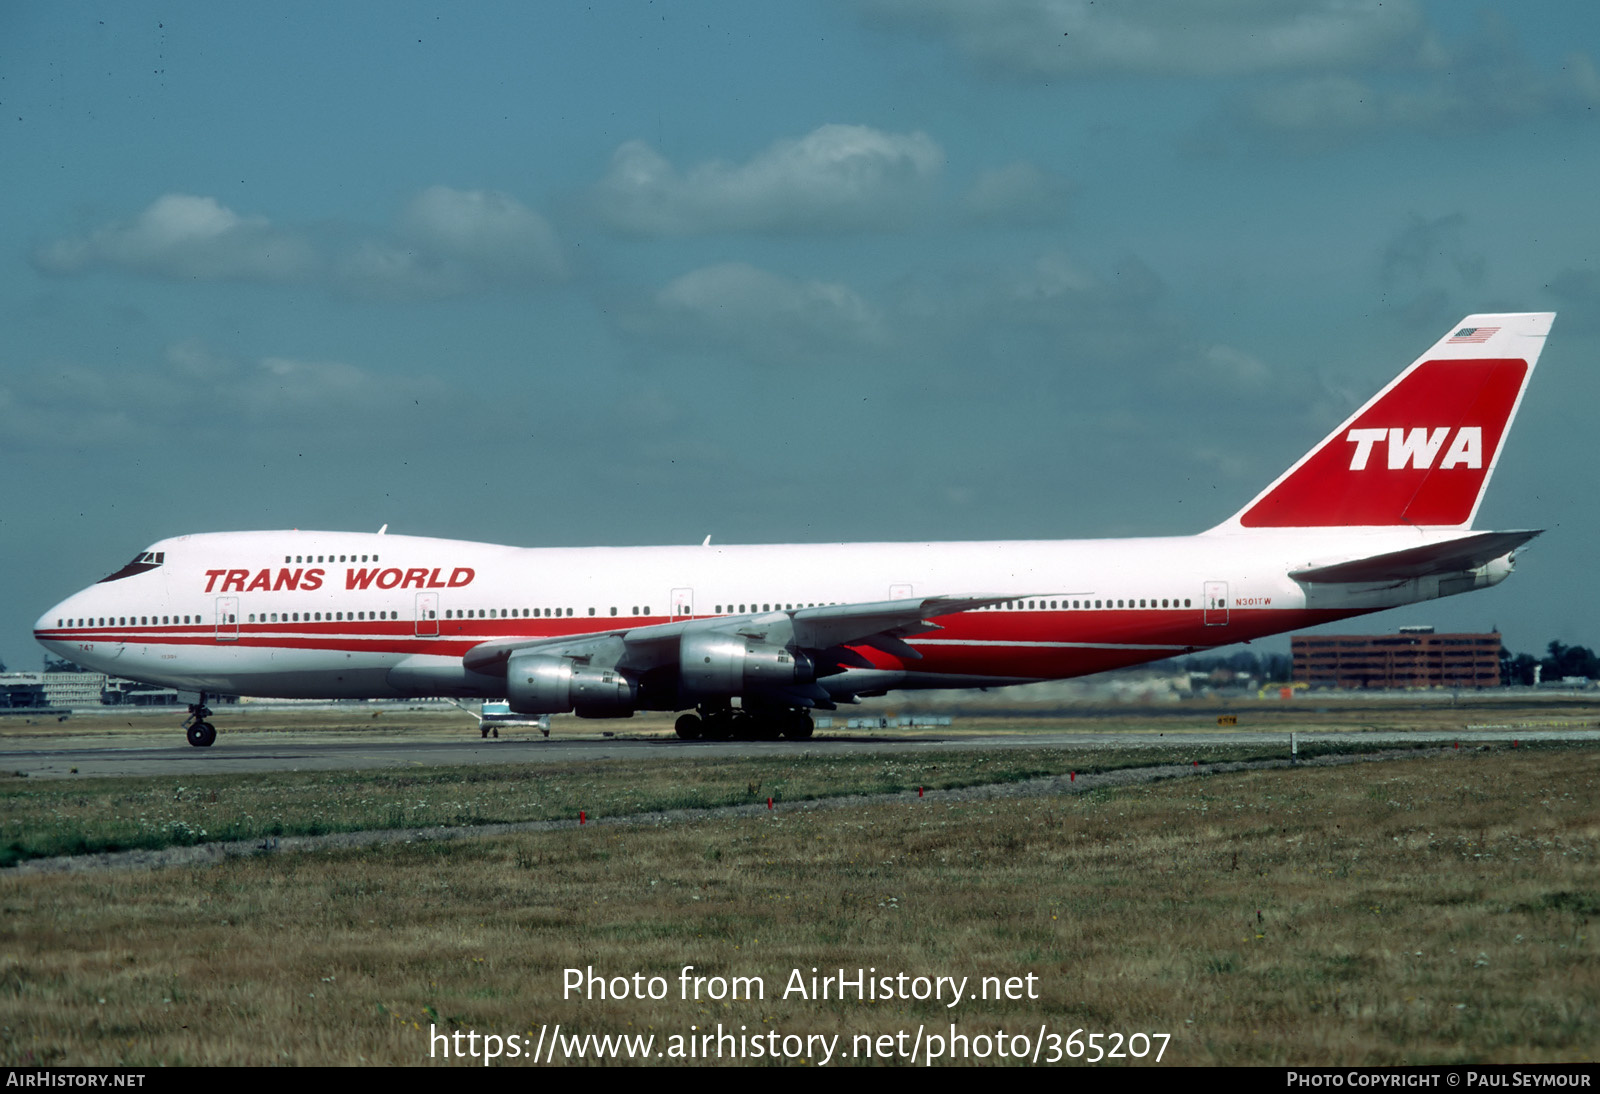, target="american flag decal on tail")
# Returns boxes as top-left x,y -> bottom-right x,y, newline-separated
1449,326 -> 1500,343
